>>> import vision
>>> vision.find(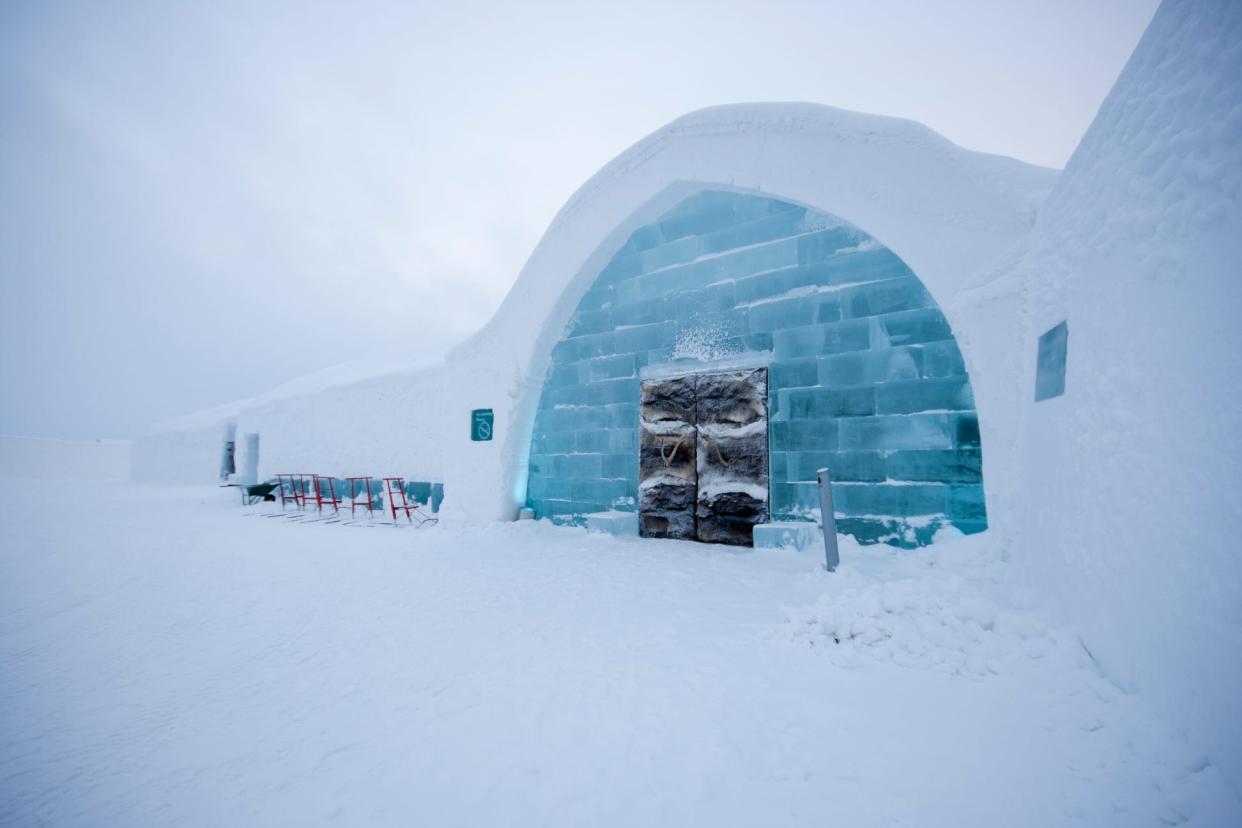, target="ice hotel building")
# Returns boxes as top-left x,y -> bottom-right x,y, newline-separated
132,0 -> 1242,787
136,102 -> 1060,548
